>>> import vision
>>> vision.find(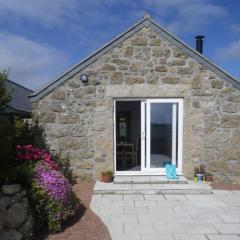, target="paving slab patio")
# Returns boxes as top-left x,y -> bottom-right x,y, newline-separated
90,190 -> 240,240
